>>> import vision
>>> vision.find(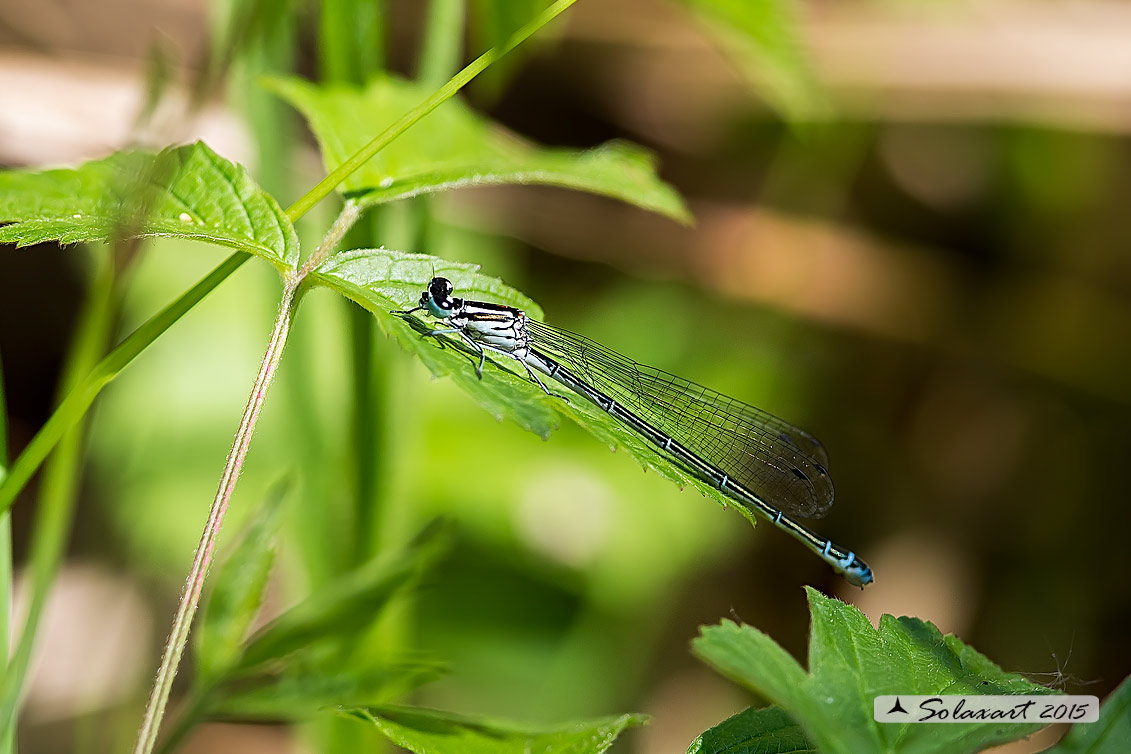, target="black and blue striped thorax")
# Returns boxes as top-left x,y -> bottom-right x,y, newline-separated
420,277 -> 532,357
